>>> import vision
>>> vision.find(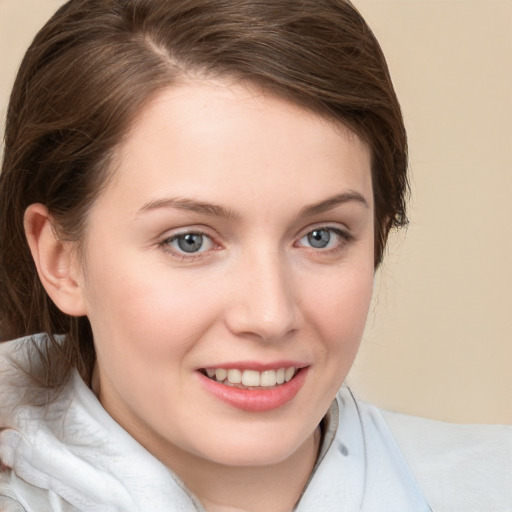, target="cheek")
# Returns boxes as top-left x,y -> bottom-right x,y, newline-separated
305,263 -> 374,350
297,262 -> 374,425
81,252 -> 221,357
